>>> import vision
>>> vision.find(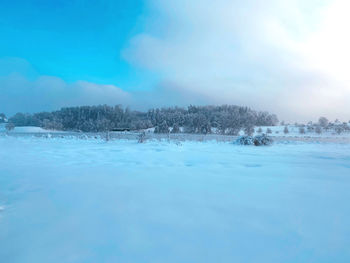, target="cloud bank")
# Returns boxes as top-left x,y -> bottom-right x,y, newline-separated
0,58 -> 131,115
124,0 -> 350,121
0,58 -> 204,116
